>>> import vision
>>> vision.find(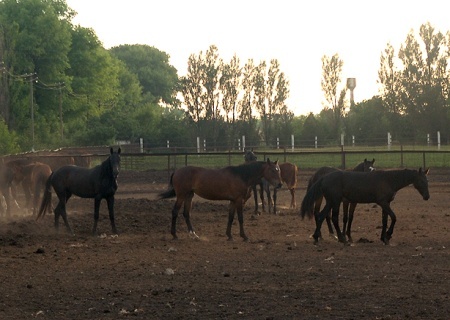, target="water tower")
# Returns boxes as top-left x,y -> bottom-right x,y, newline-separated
346,78 -> 356,106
